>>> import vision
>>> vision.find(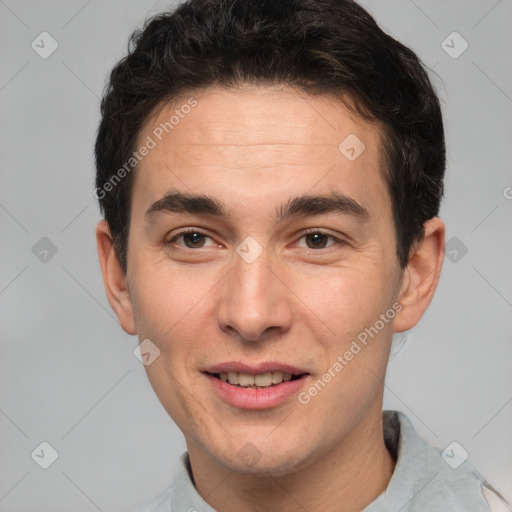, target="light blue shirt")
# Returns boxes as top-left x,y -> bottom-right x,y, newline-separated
137,410 -> 509,511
